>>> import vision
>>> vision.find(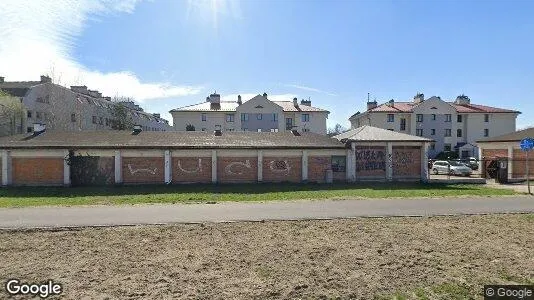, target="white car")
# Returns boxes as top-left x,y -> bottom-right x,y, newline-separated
432,160 -> 473,177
